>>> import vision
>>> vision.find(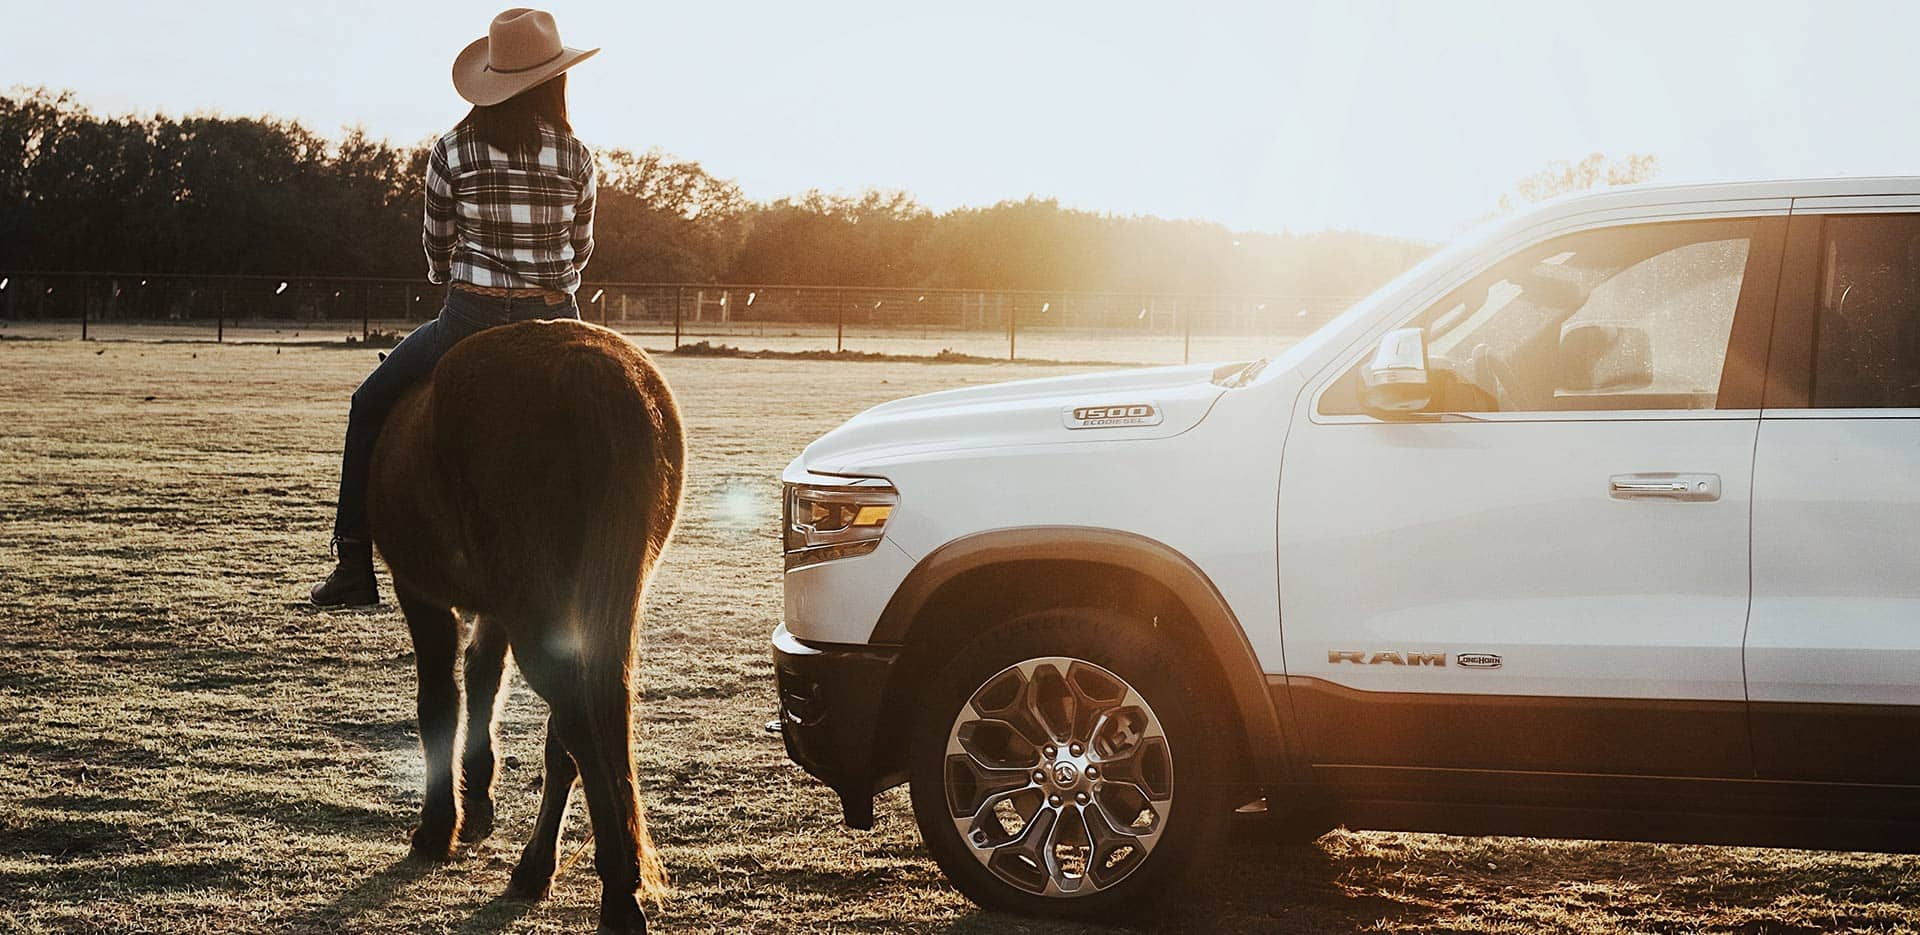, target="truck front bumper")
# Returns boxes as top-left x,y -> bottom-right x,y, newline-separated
771,622 -> 903,829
